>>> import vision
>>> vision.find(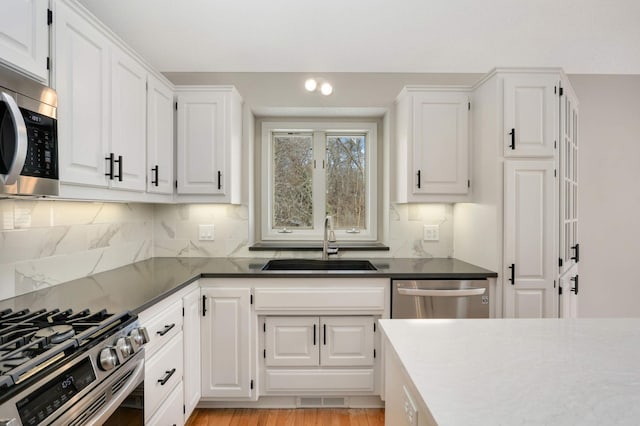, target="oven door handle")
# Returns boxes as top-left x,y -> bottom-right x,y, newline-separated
397,287 -> 486,297
0,91 -> 28,186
